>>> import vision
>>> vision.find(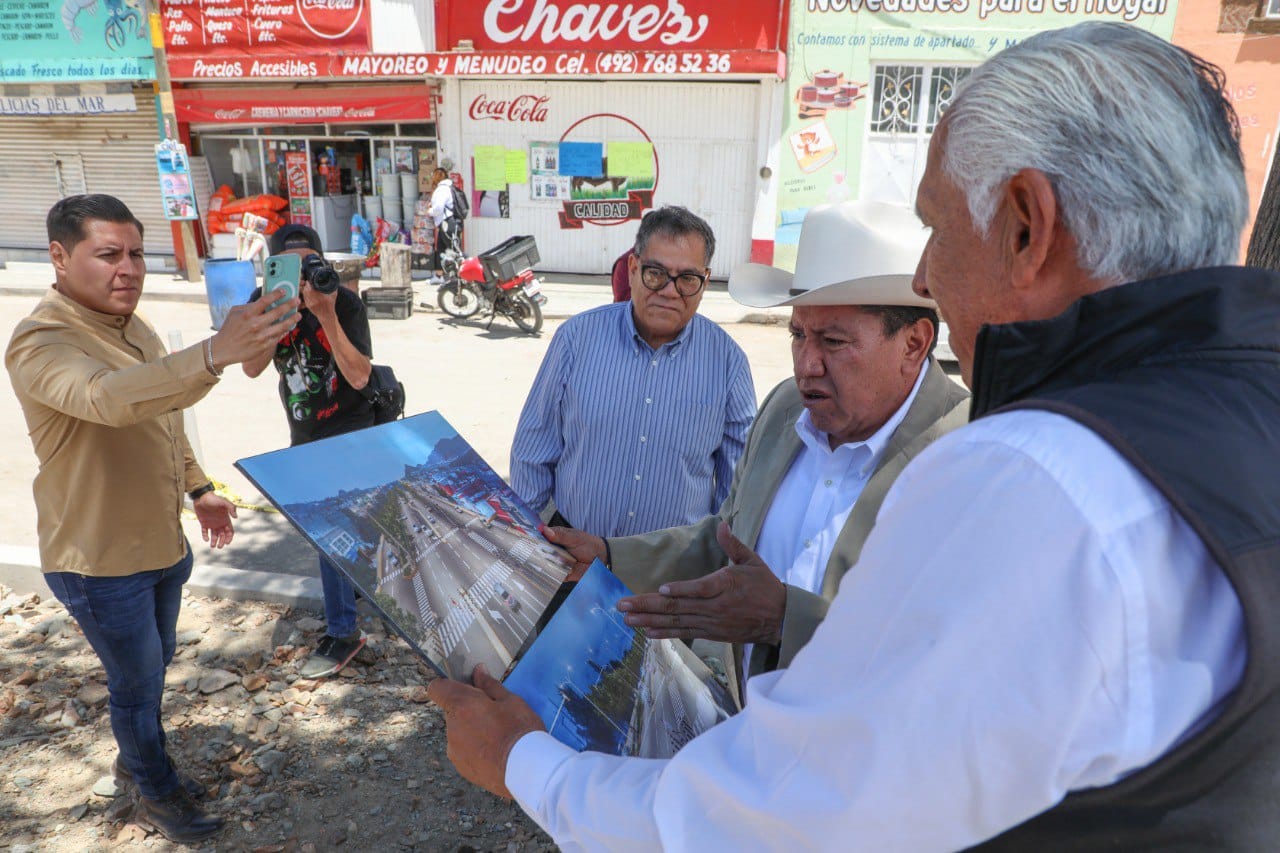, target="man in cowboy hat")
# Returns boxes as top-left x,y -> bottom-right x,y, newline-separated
544,200 -> 969,696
